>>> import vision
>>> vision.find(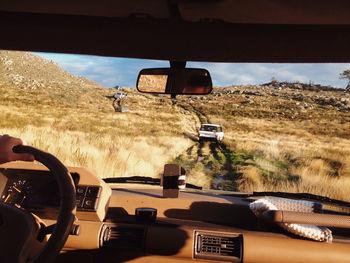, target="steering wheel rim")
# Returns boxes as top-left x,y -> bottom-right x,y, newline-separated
13,145 -> 76,263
